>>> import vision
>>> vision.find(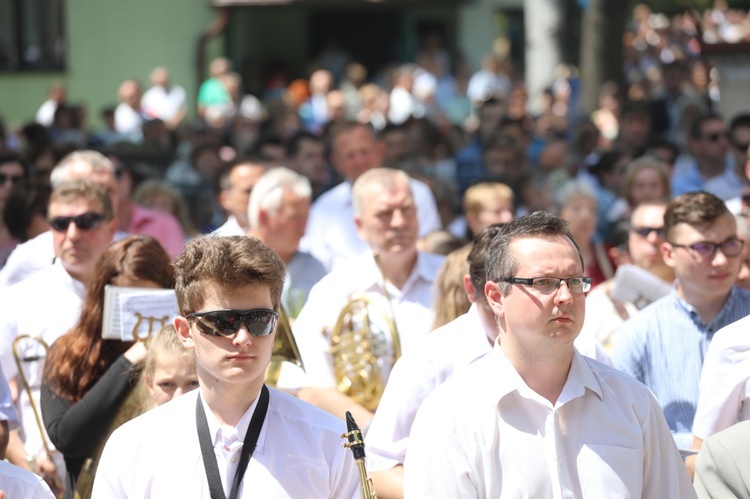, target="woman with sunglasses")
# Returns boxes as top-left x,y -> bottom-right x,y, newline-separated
40,235 -> 174,499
